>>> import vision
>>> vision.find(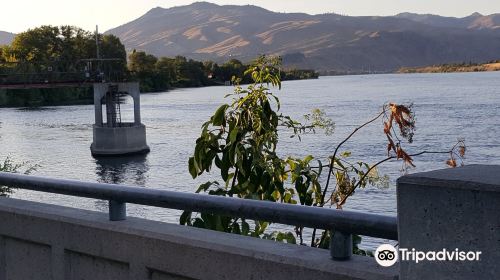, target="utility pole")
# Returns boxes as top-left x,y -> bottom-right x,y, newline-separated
95,25 -> 100,60
95,25 -> 102,81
